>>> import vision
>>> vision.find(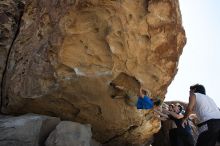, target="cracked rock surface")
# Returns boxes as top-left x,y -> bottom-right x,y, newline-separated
0,0 -> 24,106
0,0 -> 186,145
